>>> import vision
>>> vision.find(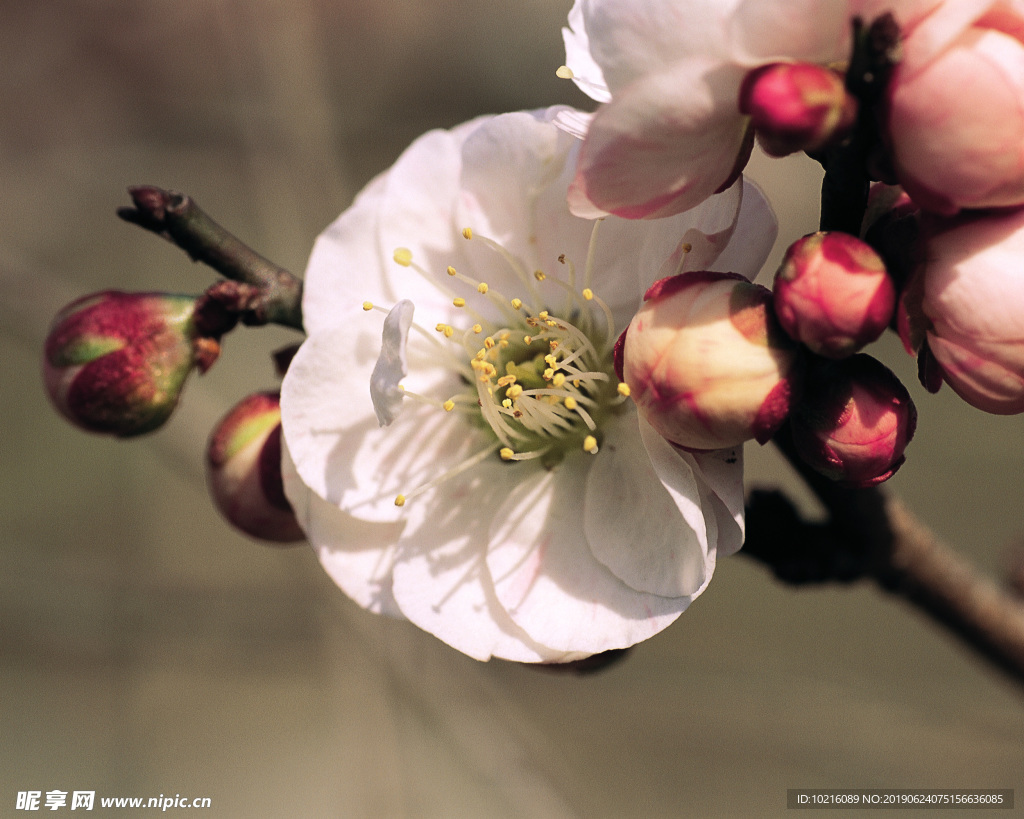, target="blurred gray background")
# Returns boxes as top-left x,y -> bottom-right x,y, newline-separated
2,1 -> 1022,816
